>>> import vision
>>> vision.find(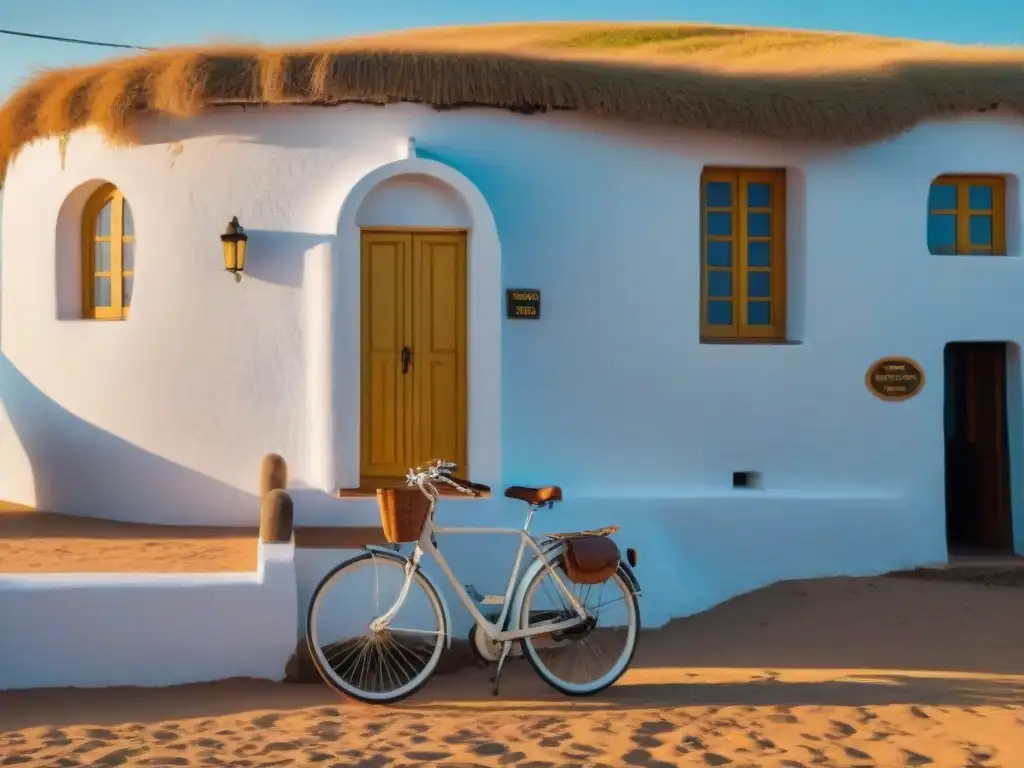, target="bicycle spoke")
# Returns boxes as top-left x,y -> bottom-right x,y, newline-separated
587,593 -> 627,613
349,639 -> 373,692
382,634 -> 422,678
381,632 -> 421,676
307,554 -> 445,701
326,637 -> 368,673
377,635 -> 408,691
386,626 -> 445,638
520,557 -> 638,694
581,633 -> 614,680
575,639 -> 588,683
